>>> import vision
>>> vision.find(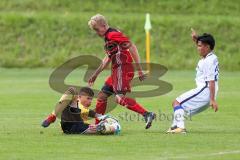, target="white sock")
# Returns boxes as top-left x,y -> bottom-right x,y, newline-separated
171,114 -> 177,127
173,106 -> 185,129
